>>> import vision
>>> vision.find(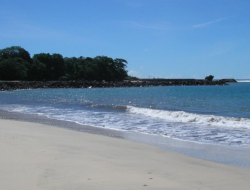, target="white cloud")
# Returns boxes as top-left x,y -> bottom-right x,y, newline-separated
192,75 -> 200,79
193,17 -> 227,28
128,70 -> 143,78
